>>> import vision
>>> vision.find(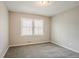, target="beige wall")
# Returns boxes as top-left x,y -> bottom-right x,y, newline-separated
9,12 -> 51,47
51,6 -> 79,53
0,2 -> 9,57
